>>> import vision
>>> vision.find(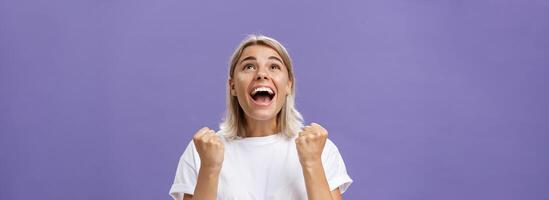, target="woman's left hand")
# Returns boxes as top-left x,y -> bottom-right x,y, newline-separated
295,122 -> 328,167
